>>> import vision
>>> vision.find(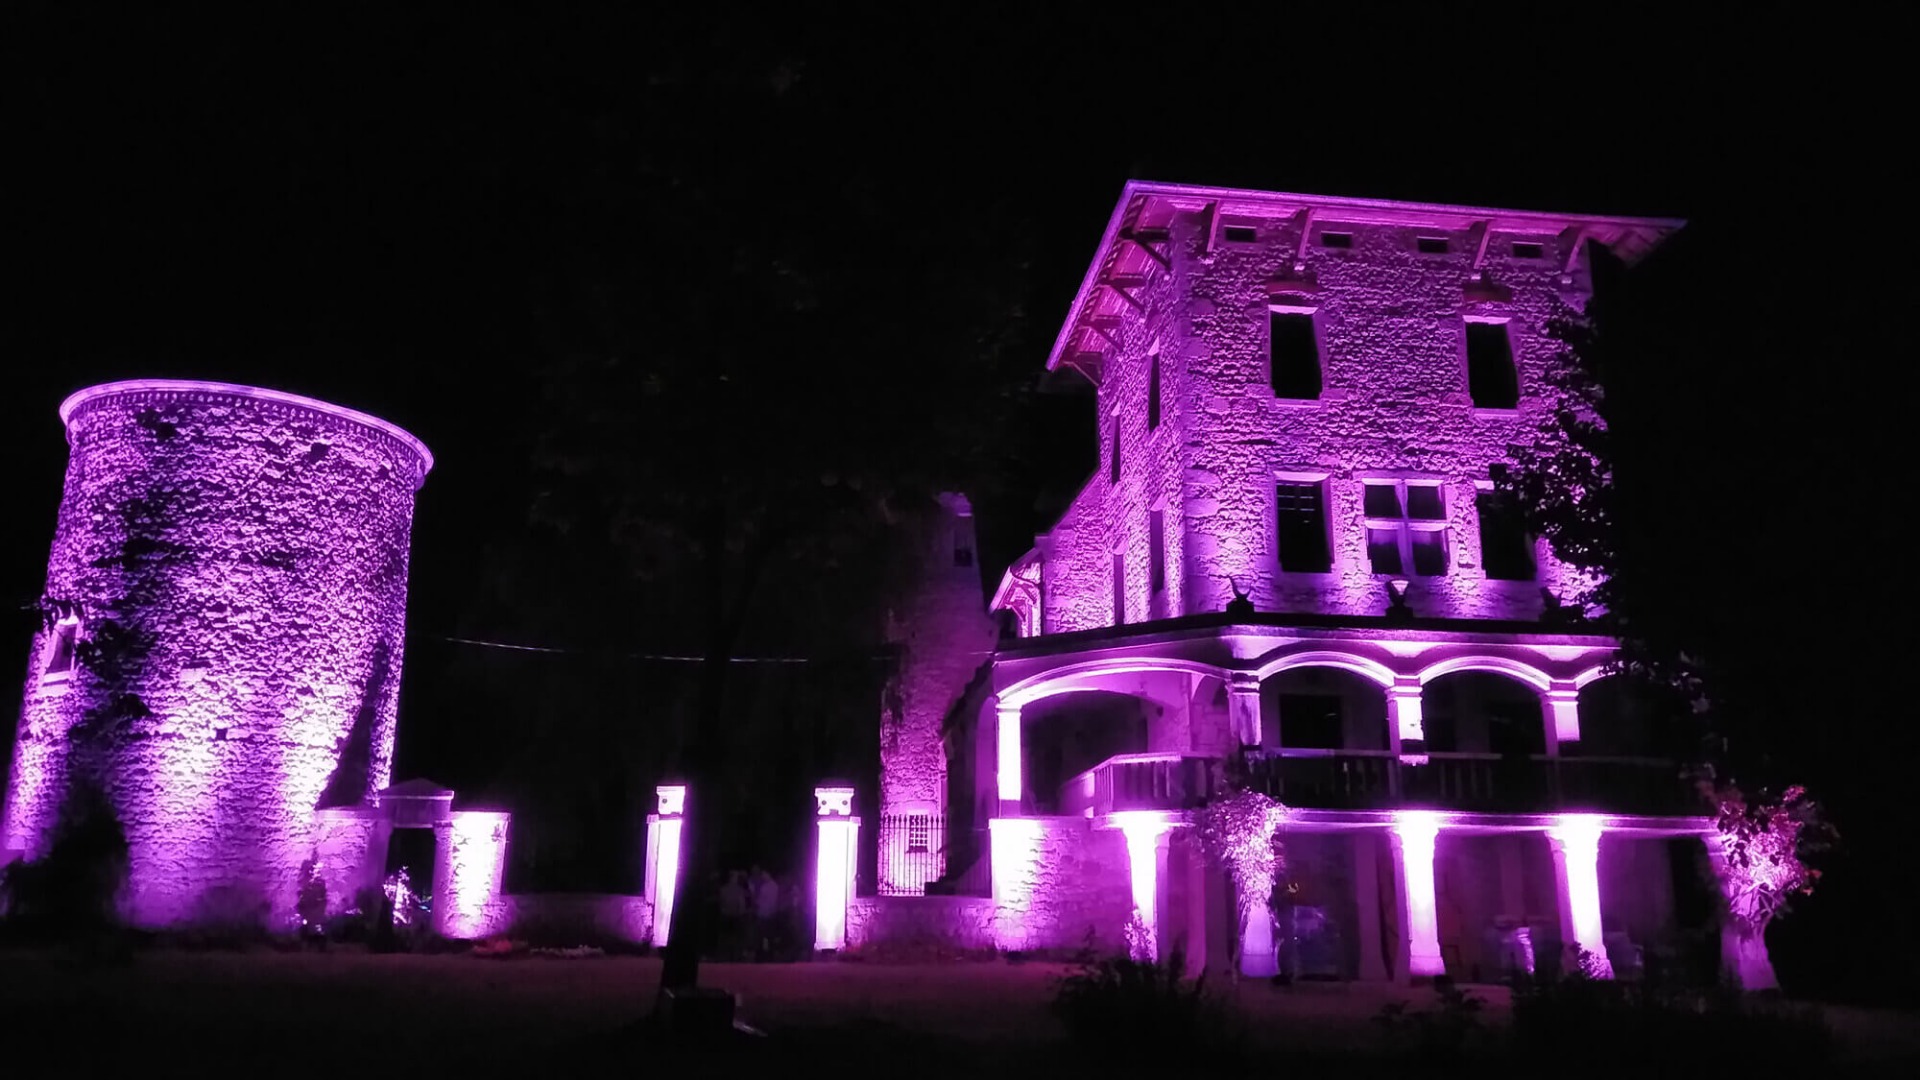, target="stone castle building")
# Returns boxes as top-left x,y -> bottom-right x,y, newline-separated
856,182 -> 1770,987
4,183 -> 1773,988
